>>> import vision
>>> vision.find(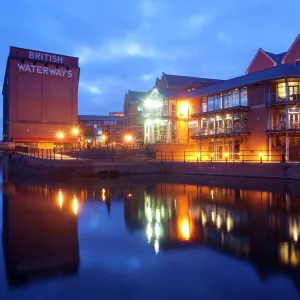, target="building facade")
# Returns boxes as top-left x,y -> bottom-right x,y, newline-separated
124,91 -> 146,145
2,47 -> 80,148
190,34 -> 300,162
78,114 -> 124,146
